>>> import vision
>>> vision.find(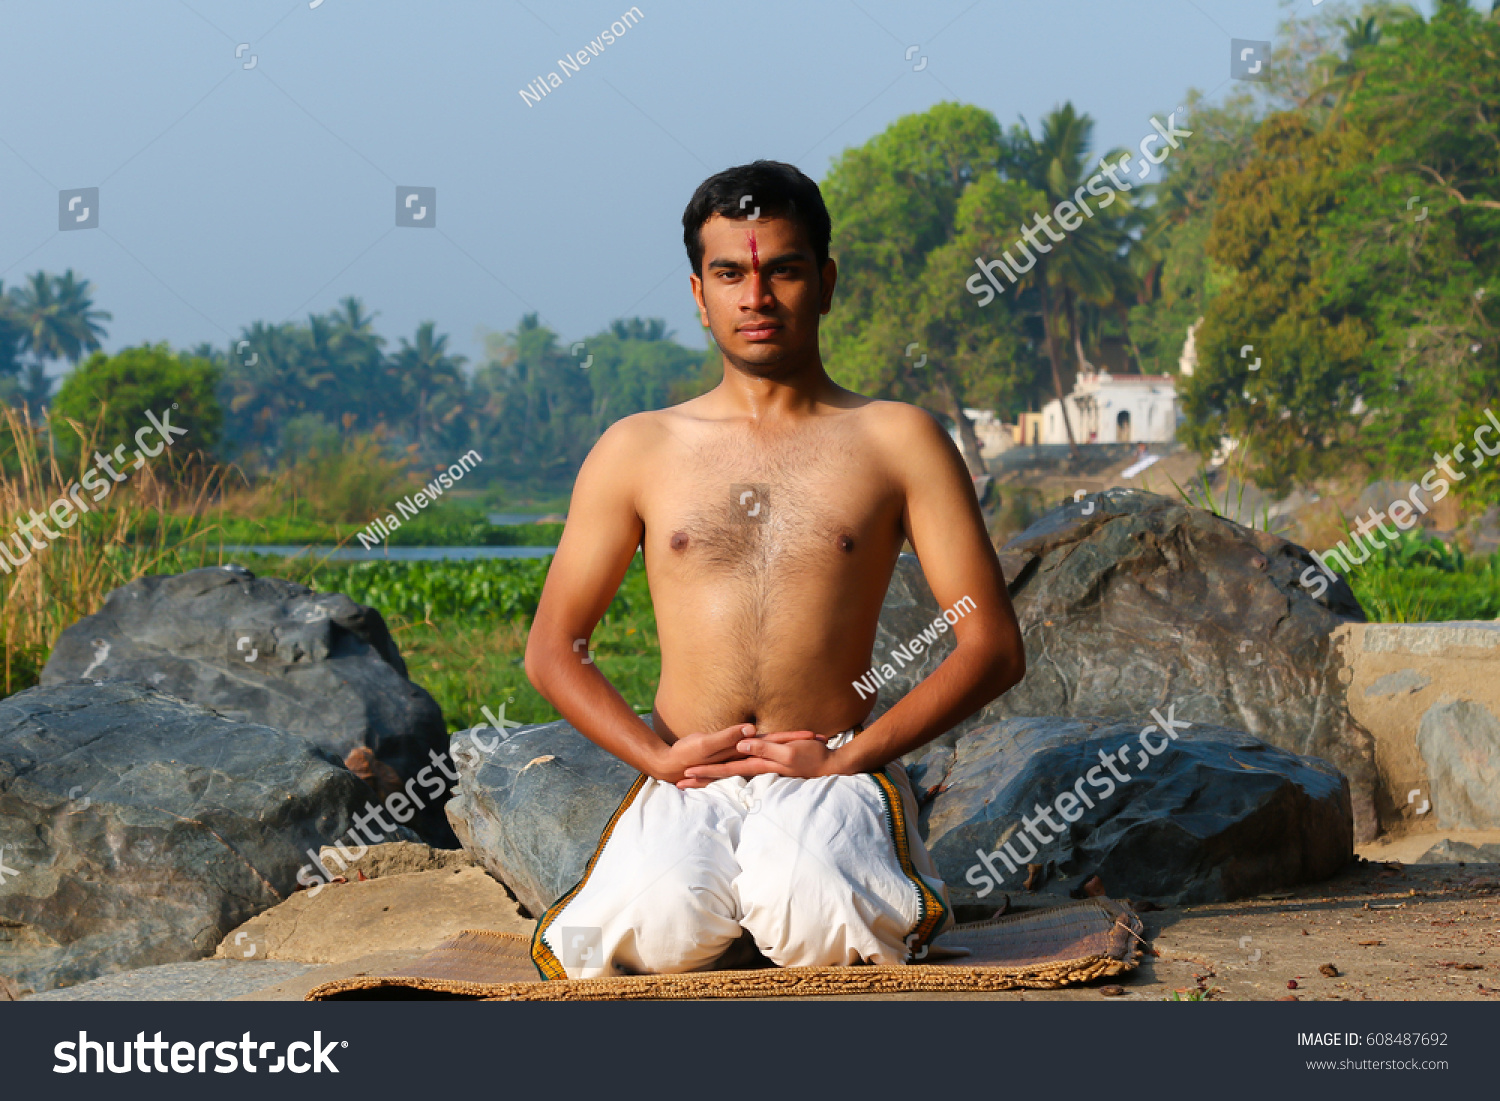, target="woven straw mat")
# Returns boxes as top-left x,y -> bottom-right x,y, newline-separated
305,897 -> 1145,1001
